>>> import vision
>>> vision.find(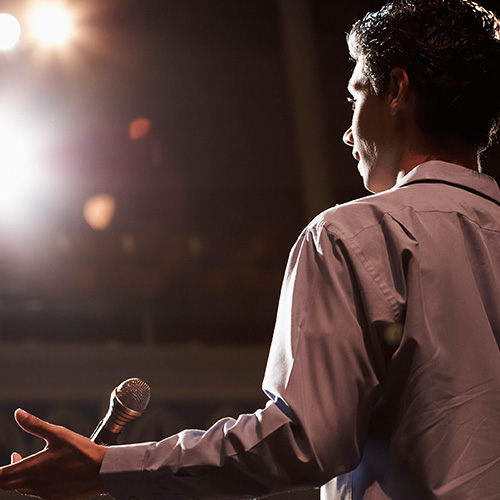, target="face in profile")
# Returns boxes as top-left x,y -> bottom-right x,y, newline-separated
343,60 -> 401,193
